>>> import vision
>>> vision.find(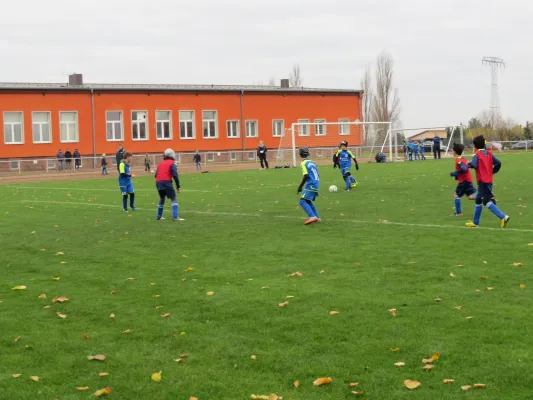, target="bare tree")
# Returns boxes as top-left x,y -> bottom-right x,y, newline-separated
268,77 -> 276,86
360,65 -> 373,143
289,64 -> 302,87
